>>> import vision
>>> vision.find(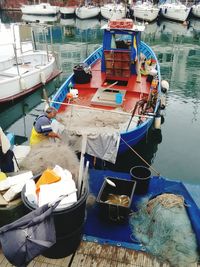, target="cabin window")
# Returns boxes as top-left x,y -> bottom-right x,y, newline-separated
111,34 -> 132,50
